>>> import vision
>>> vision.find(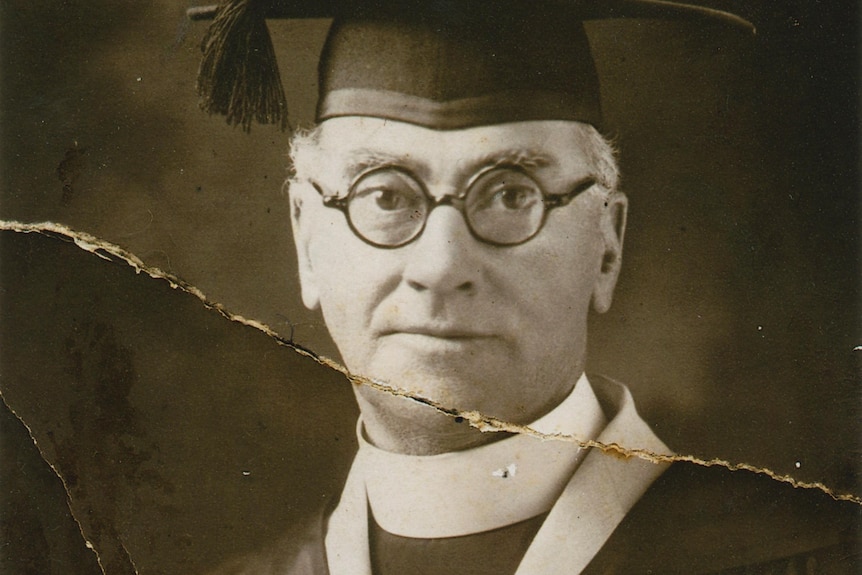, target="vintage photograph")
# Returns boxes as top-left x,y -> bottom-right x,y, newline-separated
1,1 -> 858,573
